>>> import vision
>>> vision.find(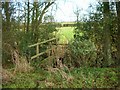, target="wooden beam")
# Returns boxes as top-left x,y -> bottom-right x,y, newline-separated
28,38 -> 56,48
36,44 -> 39,59
40,38 -> 56,44
31,51 -> 46,60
